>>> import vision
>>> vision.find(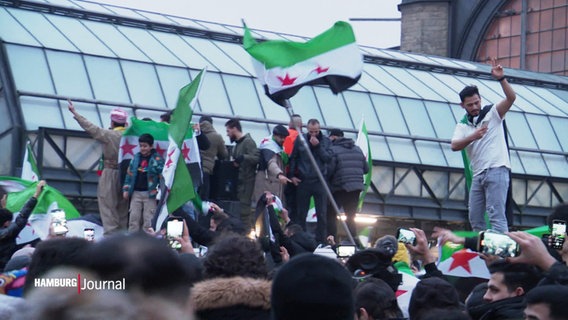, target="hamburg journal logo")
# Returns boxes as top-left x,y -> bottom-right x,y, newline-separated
34,274 -> 126,293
